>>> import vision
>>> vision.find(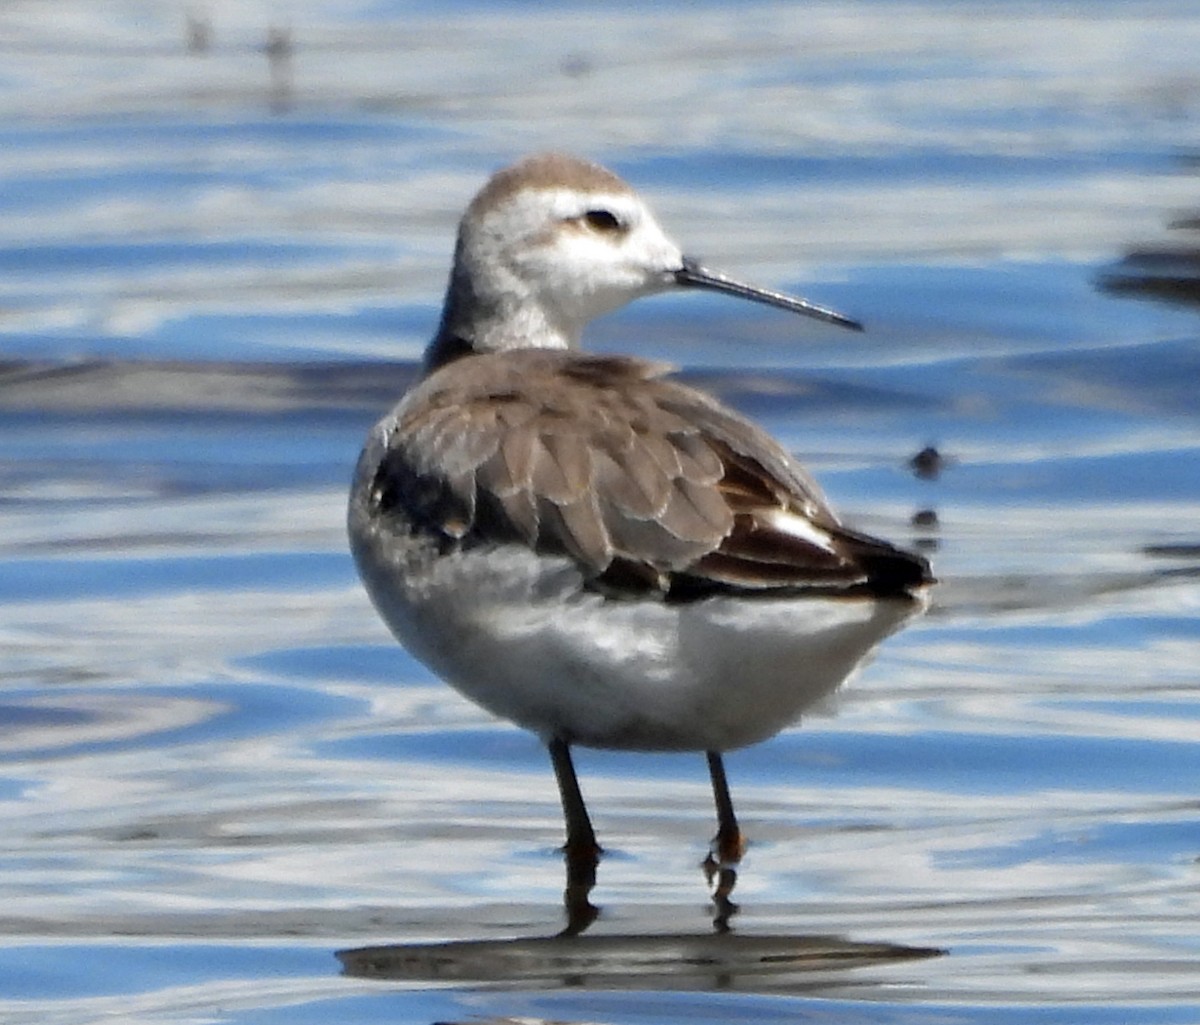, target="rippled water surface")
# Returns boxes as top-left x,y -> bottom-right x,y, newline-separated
3,2 -> 1200,1022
